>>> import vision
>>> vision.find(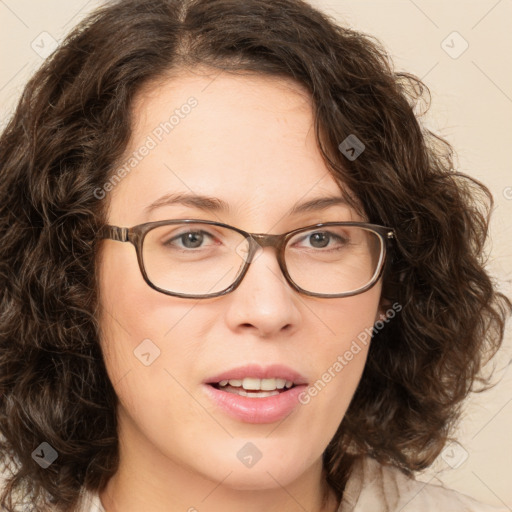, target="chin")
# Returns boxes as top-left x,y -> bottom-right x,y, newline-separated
195,441 -> 313,490
213,465 -> 306,492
